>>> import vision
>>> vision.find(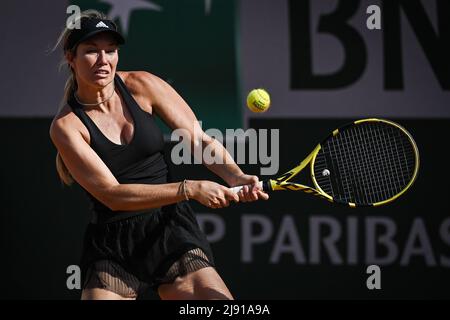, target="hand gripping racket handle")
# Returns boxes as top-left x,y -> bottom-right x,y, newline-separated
230,180 -> 271,193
